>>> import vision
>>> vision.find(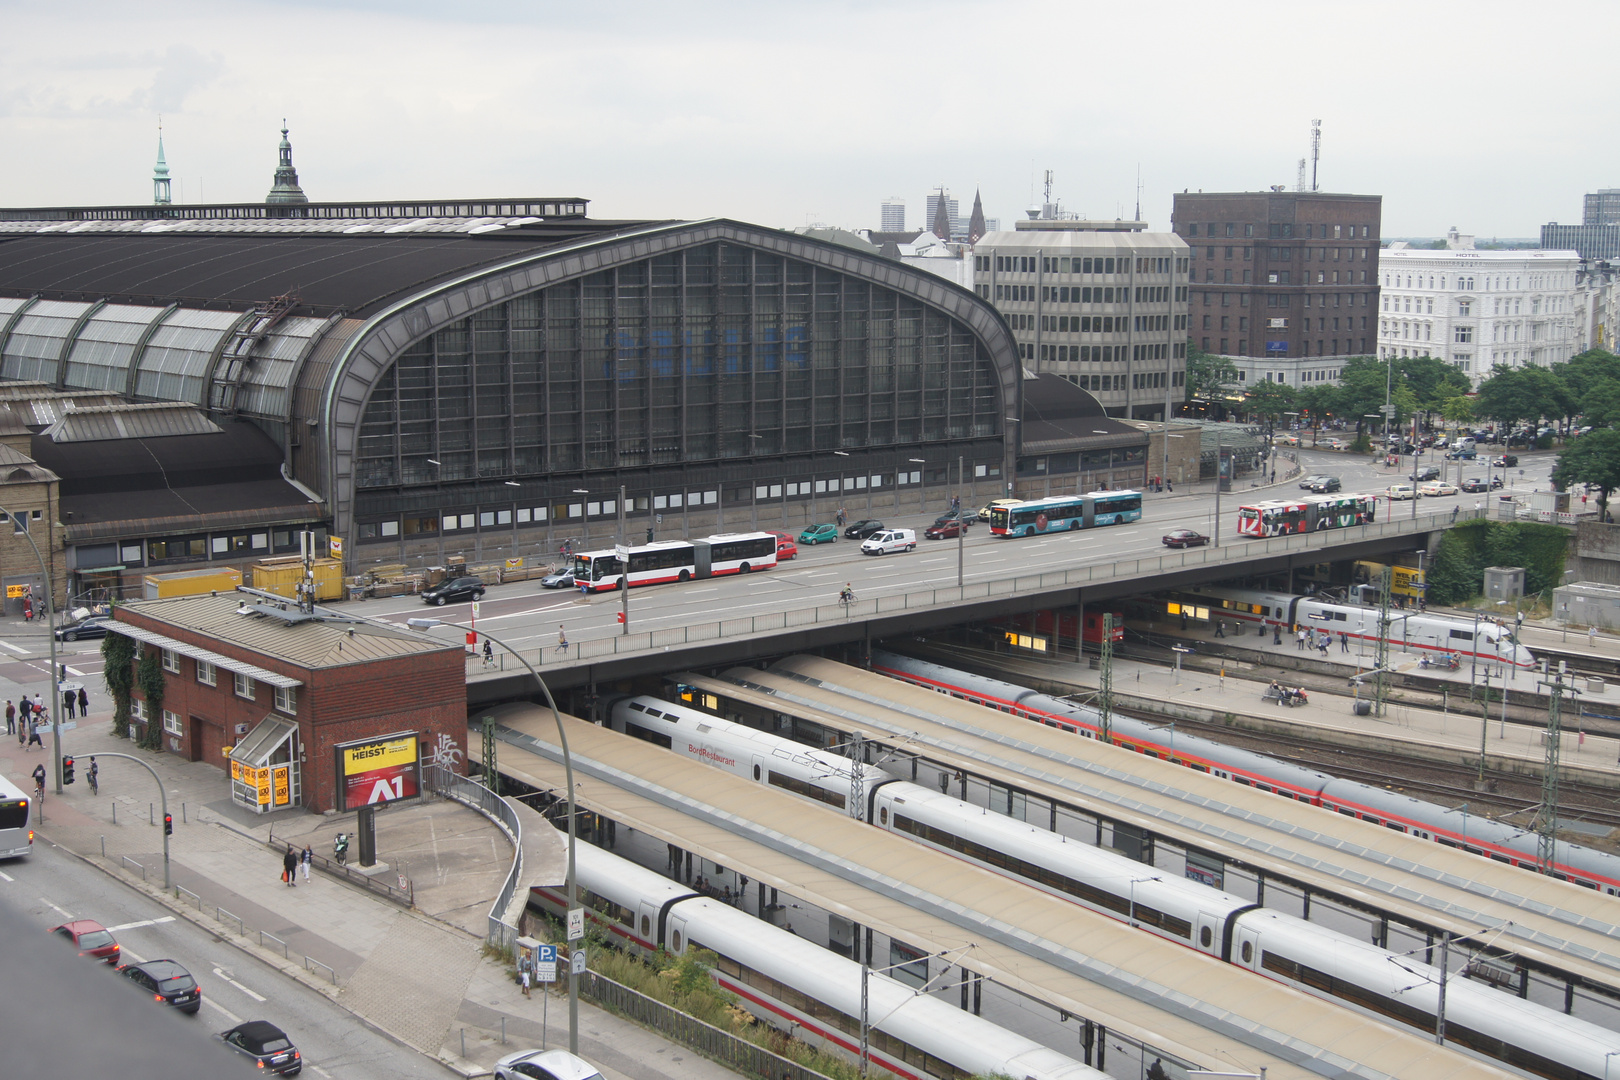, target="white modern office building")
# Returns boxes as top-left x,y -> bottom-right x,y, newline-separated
1376,234 -> 1580,380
